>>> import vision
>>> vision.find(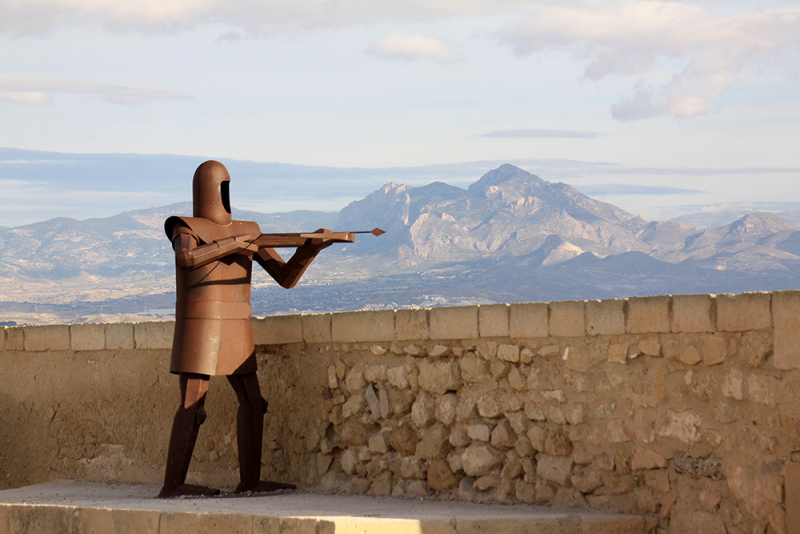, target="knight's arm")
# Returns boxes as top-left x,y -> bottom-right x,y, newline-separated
254,230 -> 334,289
172,228 -> 258,269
